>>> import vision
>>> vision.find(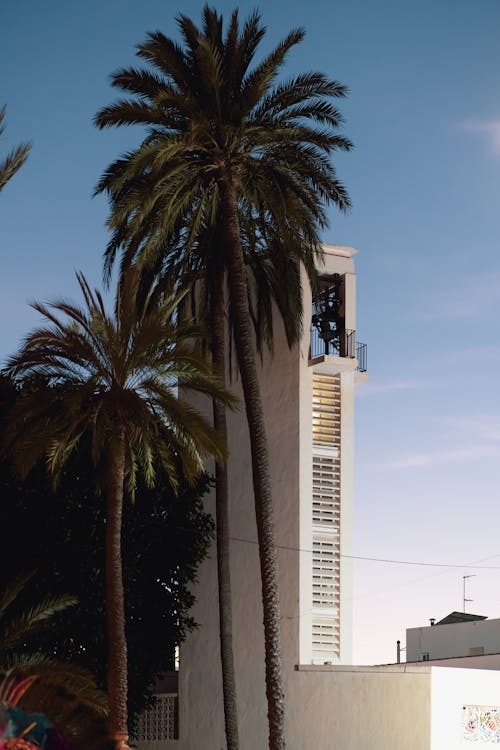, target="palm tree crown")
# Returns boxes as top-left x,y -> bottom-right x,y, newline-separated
95,6 -> 351,317
4,268 -> 228,490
